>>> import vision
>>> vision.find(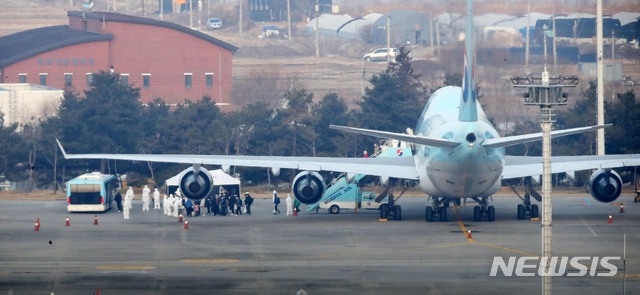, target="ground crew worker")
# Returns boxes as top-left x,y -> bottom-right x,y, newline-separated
294,198 -> 301,214
153,188 -> 160,209
142,185 -> 151,211
123,187 -> 133,220
286,194 -> 294,216
172,195 -> 180,217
